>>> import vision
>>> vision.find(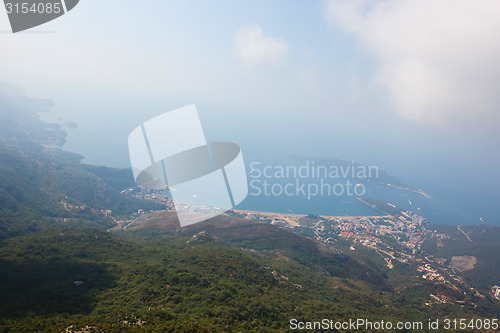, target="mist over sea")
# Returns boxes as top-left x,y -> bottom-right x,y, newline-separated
236,156 -> 492,226
41,111 -> 499,227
